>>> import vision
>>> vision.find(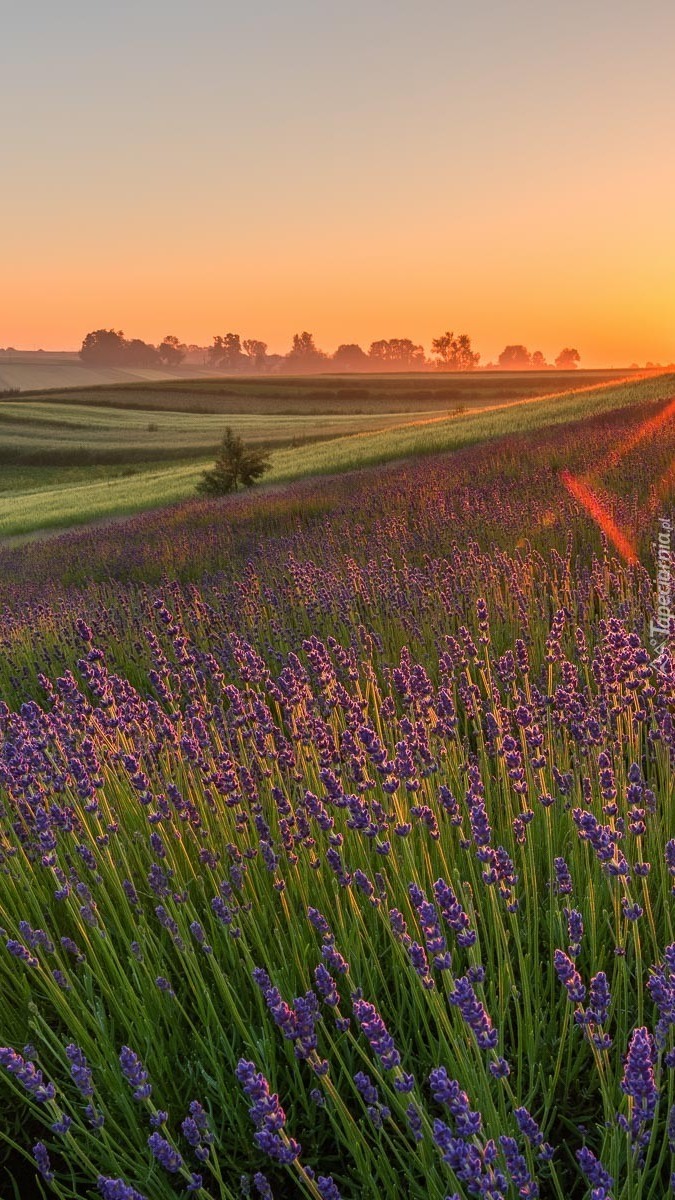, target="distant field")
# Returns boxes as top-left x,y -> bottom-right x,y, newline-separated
1,372 -> 671,539
0,370 -> 637,466
0,400 -> 427,465
14,367 -> 635,414
0,351 -> 220,391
